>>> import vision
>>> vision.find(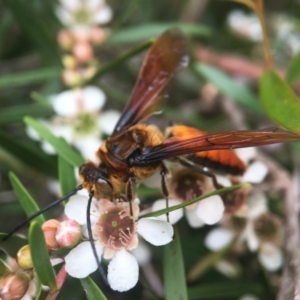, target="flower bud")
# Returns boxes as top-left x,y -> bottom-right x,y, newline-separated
89,27 -> 107,45
62,69 -> 81,87
16,245 -> 33,269
55,219 -> 82,248
57,30 -> 74,50
0,273 -> 30,300
72,42 -> 93,64
62,55 -> 77,70
42,219 -> 60,251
